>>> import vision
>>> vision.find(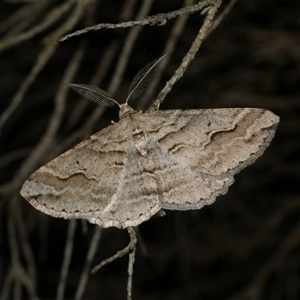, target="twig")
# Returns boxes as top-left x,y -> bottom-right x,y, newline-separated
205,0 -> 237,38
137,0 -> 194,111
148,0 -> 222,112
91,227 -> 137,273
59,0 -> 216,42
91,227 -> 137,299
127,228 -> 137,300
